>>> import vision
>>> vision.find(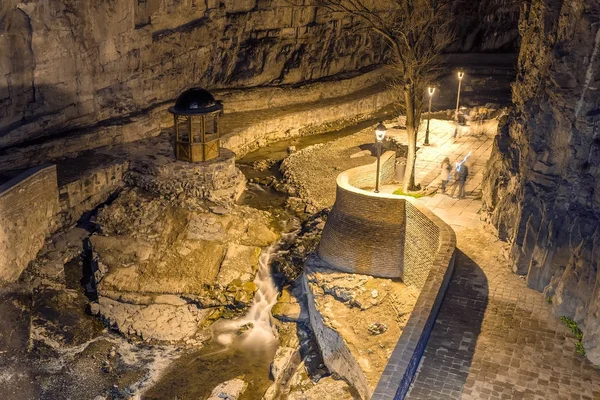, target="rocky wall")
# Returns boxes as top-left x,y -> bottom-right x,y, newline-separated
0,165 -> 59,282
482,0 -> 600,364
0,0 -> 519,160
449,0 -> 520,52
0,0 -> 387,151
